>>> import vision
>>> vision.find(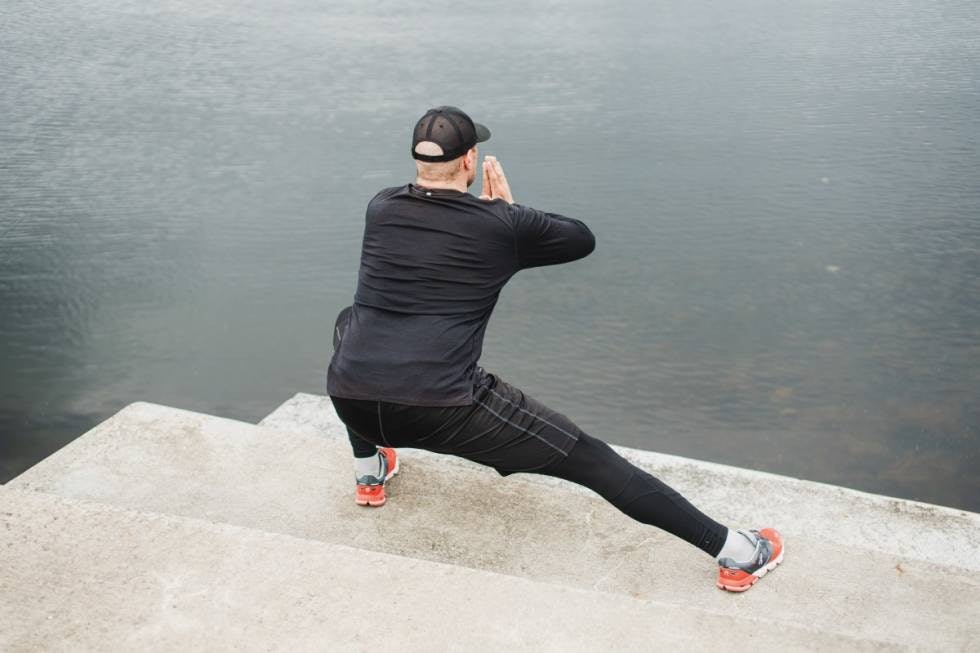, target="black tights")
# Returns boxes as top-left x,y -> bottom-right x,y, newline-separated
536,432 -> 728,557
348,425 -> 727,557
